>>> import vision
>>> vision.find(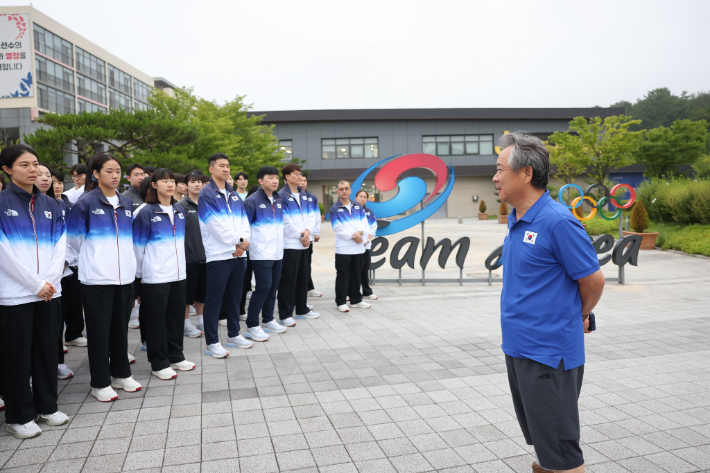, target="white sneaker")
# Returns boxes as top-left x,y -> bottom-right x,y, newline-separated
91,386 -> 118,402
65,336 -> 87,347
205,343 -> 229,358
261,320 -> 286,334
127,352 -> 136,364
128,309 -> 140,329
36,411 -> 69,426
307,289 -> 322,297
0,396 -> 4,411
307,304 -> 314,309
219,319 -> 228,326
171,360 -> 196,371
196,323 -> 204,333
189,305 -> 196,316
244,326 -> 270,342
296,310 -> 320,319
63,345 -> 68,354
366,294 -> 379,300
239,313 -> 247,321
6,421 -> 42,439
350,302 -> 372,309
225,335 -> 254,349
246,291 -> 252,300
57,364 -> 73,380
152,367 -> 177,380
184,324 -> 202,338
337,304 -> 350,312
111,376 -> 142,392
280,317 -> 296,327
